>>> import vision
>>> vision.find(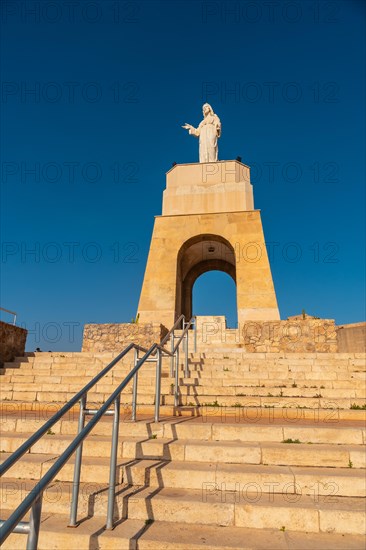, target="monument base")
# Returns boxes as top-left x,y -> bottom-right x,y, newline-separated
137,160 -> 280,328
137,209 -> 280,328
